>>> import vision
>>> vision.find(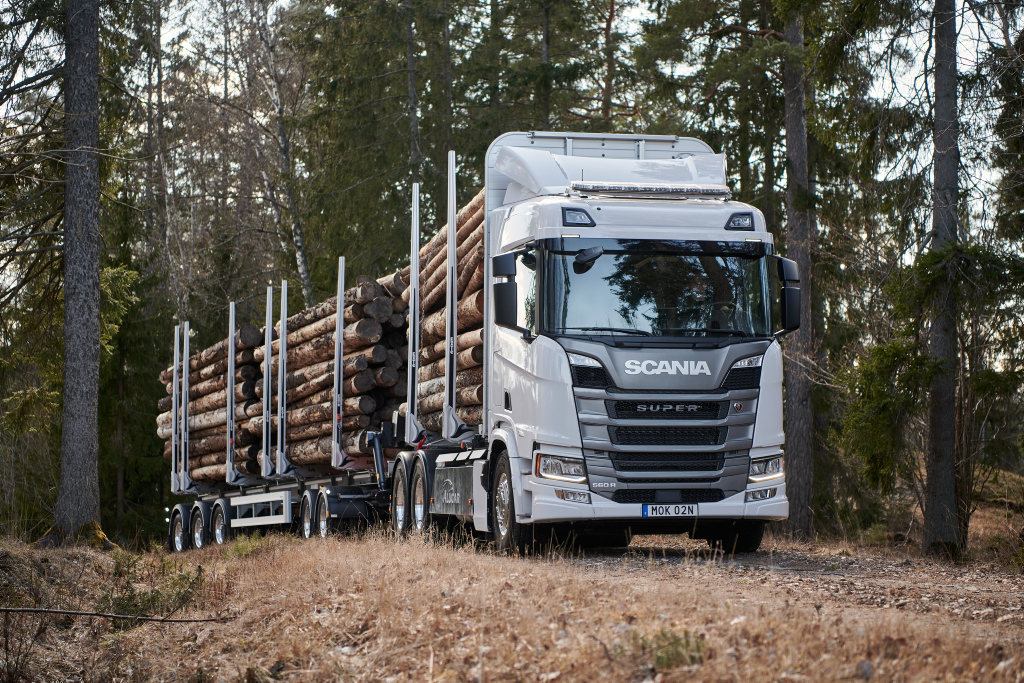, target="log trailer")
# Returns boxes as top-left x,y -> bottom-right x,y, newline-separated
165,131 -> 800,554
